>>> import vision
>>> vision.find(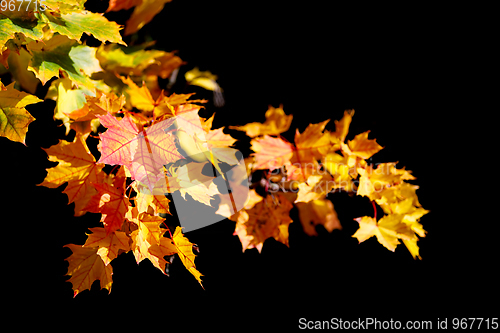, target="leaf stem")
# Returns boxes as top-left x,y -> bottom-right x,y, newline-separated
162,221 -> 174,239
